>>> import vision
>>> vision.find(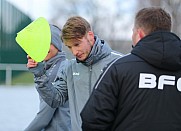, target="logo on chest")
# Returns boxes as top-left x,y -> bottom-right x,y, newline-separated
73,72 -> 80,76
